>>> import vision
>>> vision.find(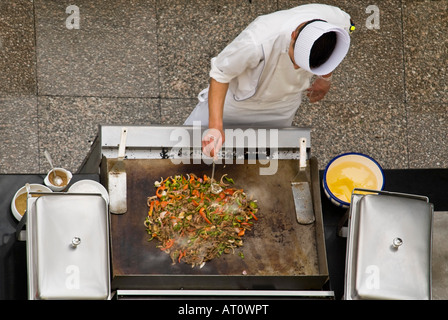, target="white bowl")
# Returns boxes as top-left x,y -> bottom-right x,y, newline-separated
323,153 -> 384,208
44,167 -> 72,191
68,179 -> 109,204
11,184 -> 53,220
